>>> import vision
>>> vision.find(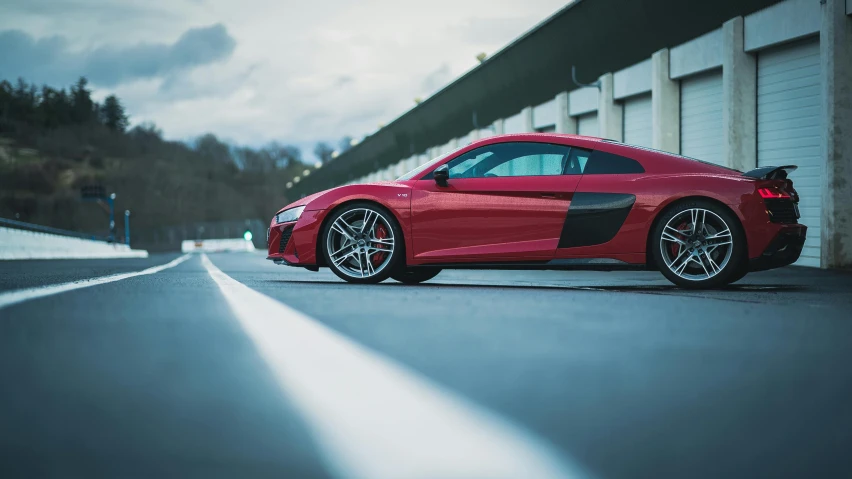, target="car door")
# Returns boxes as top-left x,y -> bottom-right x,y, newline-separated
409,141 -> 585,262
555,148 -> 648,260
